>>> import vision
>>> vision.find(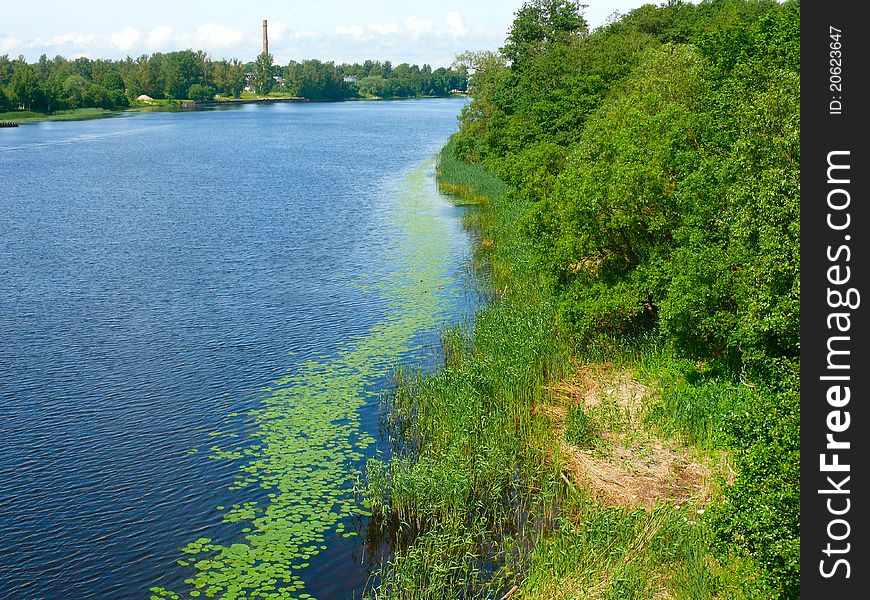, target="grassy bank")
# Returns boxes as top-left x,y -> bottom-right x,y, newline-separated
0,94 -> 462,126
435,140 -> 509,206
0,107 -> 117,124
363,139 -> 780,599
